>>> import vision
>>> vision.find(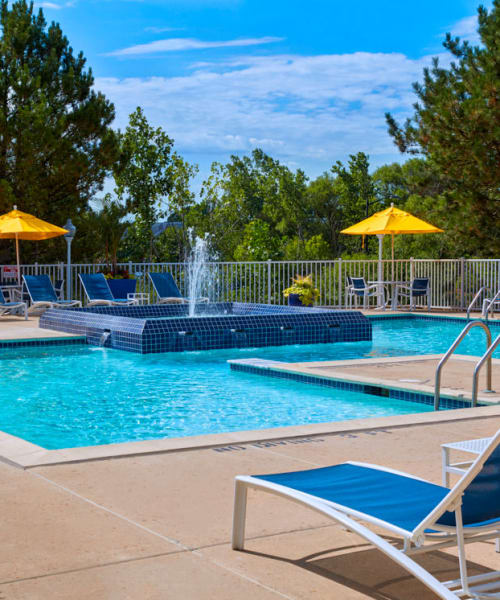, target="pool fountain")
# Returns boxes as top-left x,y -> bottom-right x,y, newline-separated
186,234 -> 214,317
40,238 -> 372,353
